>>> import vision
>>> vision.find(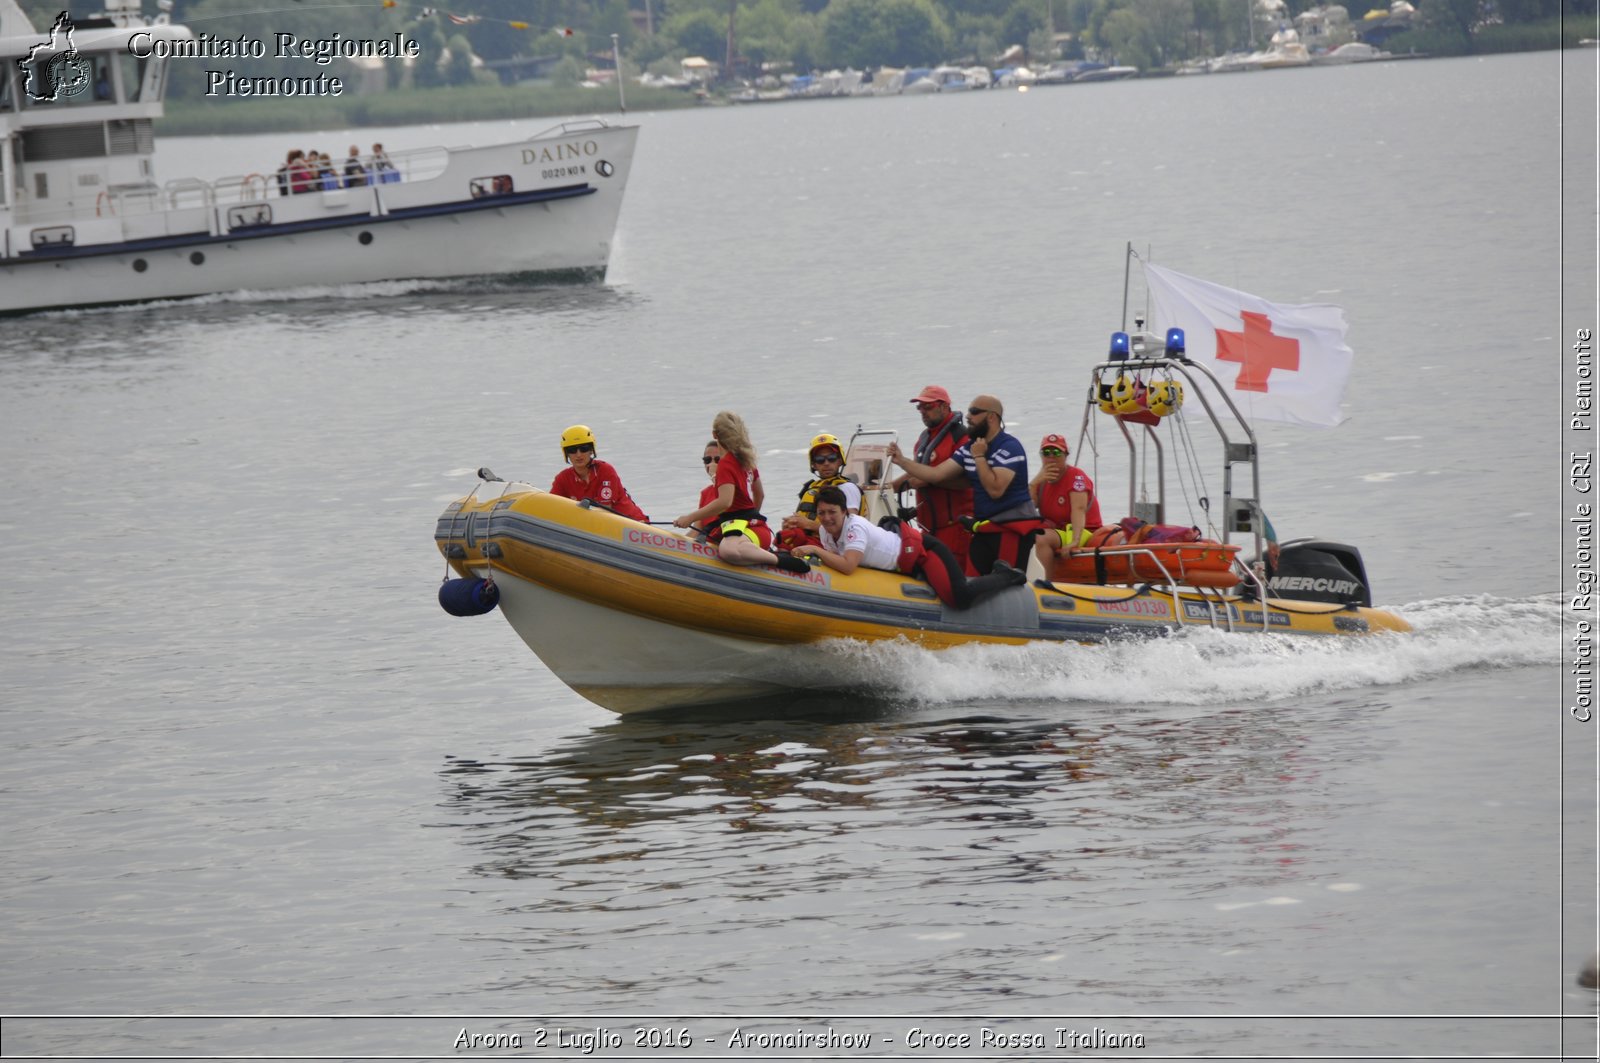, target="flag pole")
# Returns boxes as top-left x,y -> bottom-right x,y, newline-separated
612,33 -> 626,113
1121,240 -> 1133,330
